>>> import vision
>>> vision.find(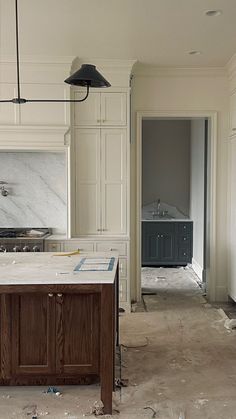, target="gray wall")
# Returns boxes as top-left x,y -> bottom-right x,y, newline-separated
190,119 -> 205,279
142,119 -> 190,215
0,152 -> 67,234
